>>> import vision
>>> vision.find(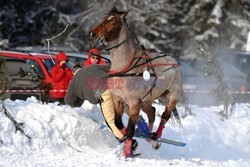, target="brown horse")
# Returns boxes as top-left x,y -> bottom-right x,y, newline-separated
89,7 -> 182,158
